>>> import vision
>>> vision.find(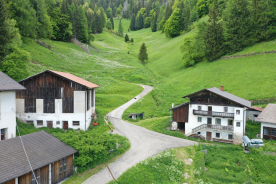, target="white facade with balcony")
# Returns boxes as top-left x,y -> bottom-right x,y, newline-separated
186,104 -> 246,144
